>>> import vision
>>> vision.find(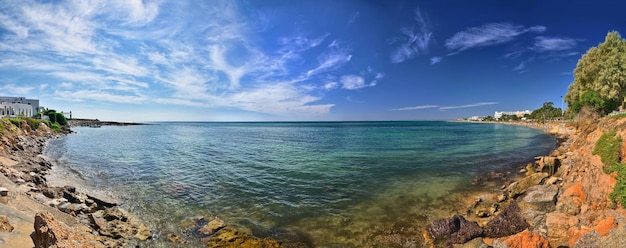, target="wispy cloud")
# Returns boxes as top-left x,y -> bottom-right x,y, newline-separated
1,0 -> 381,118
391,105 -> 439,111
532,36 -> 578,52
439,102 -> 498,110
392,102 -> 498,111
347,11 -> 360,26
390,8 -> 432,63
445,23 -> 545,52
430,56 -> 442,64
513,62 -> 526,73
